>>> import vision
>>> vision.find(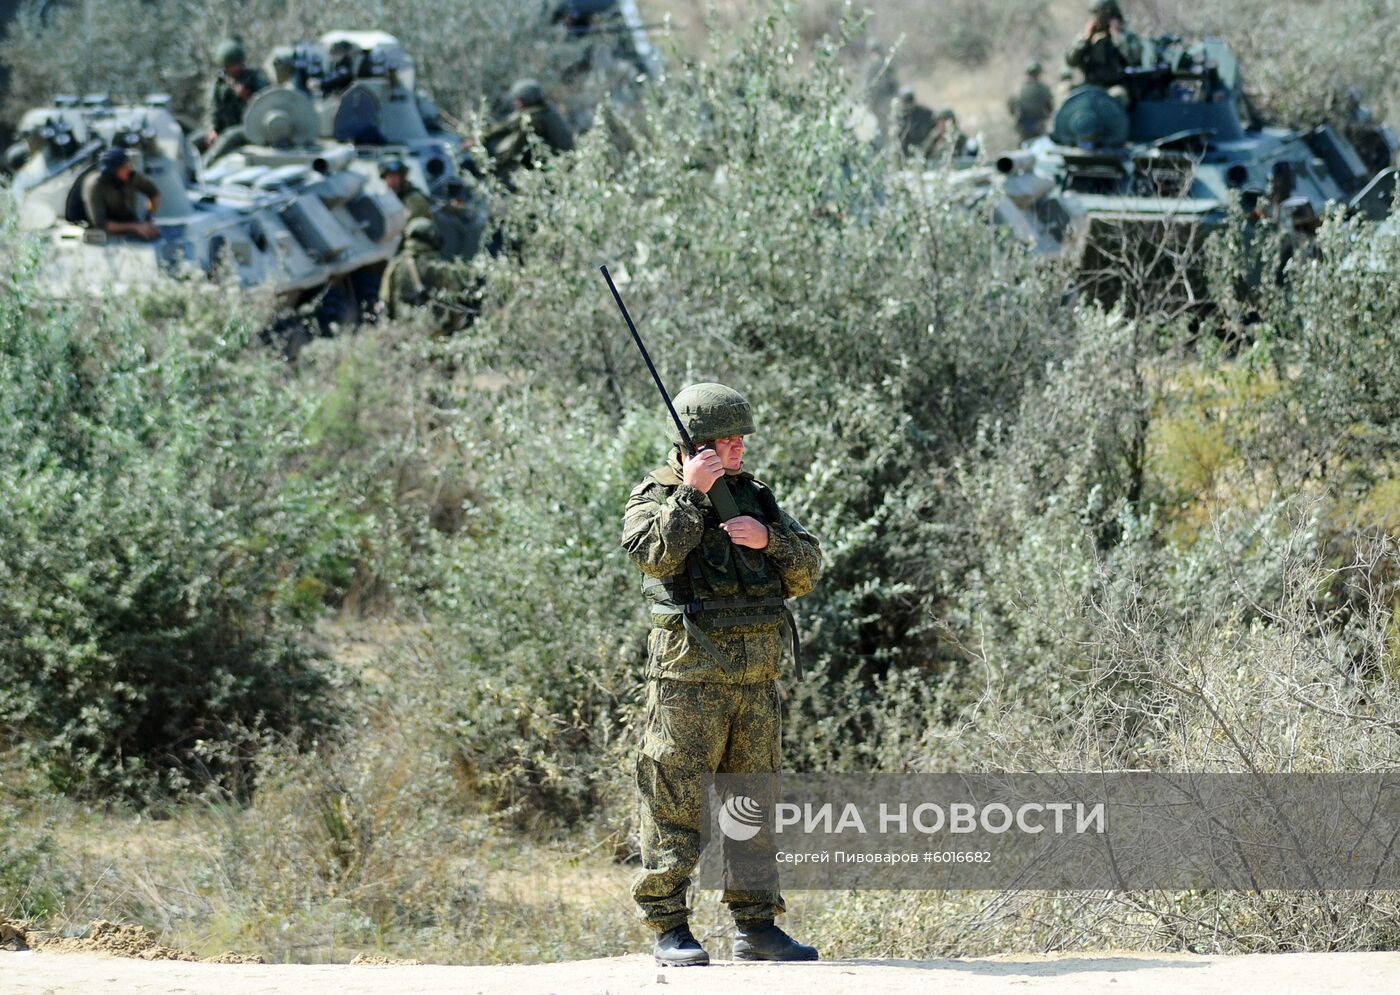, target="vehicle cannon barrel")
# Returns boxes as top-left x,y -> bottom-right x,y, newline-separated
997,150 -> 1037,175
